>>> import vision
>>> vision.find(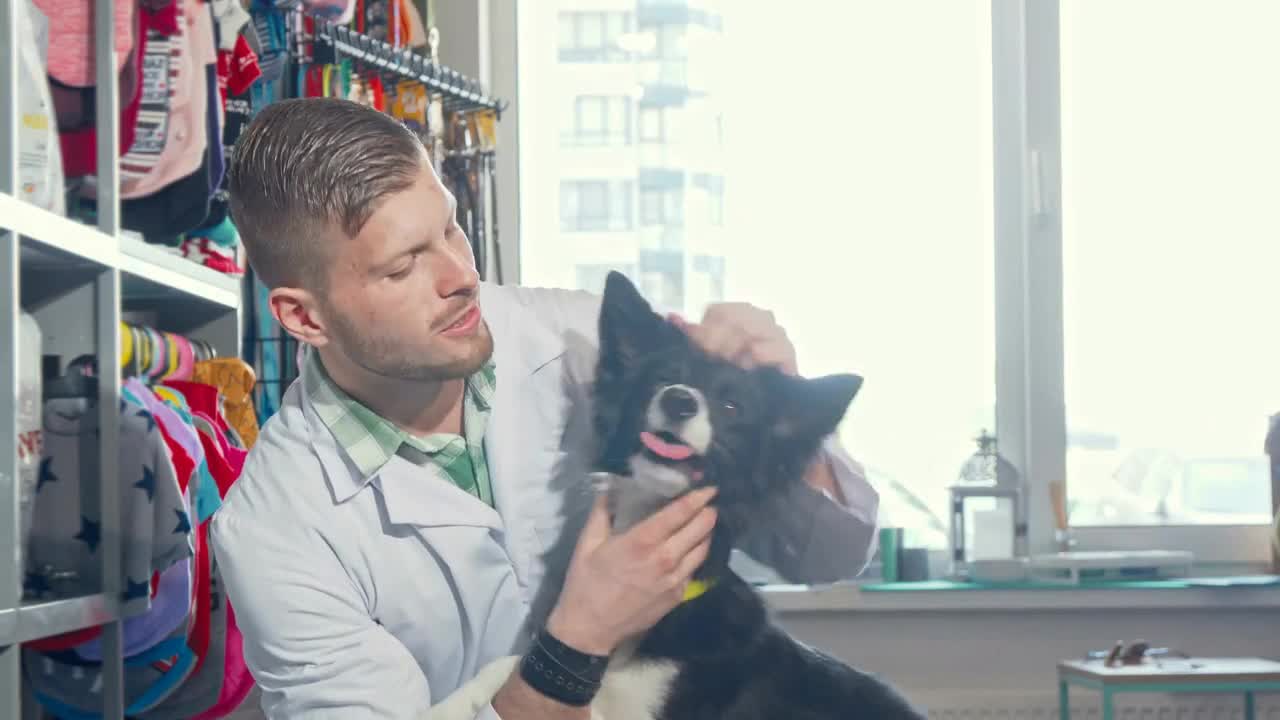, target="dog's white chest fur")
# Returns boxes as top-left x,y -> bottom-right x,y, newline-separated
593,658 -> 679,720
423,655 -> 678,720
